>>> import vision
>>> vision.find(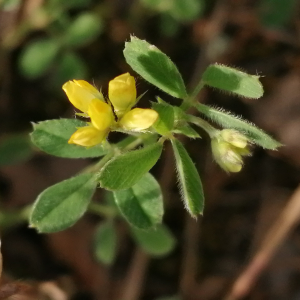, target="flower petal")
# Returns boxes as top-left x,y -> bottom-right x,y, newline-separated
211,140 -> 243,173
88,99 -> 114,131
109,73 -> 137,117
119,108 -> 158,131
63,80 -> 103,113
68,125 -> 108,147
